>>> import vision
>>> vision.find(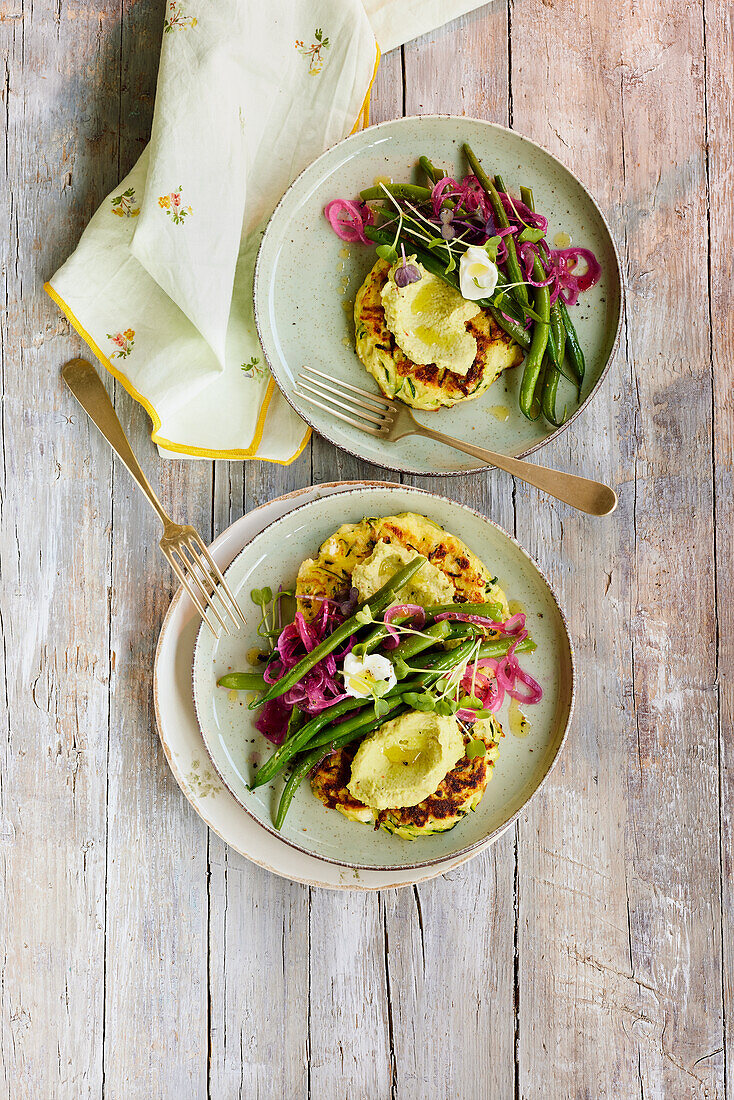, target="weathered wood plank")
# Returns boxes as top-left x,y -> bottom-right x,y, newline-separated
614,1 -> 722,1092
704,0 -> 733,1084
0,0 -> 124,1094
511,0 -> 723,1096
207,845 -> 310,1099
102,409 -> 212,1098
307,891 -> 393,1097
507,2 -> 645,1094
